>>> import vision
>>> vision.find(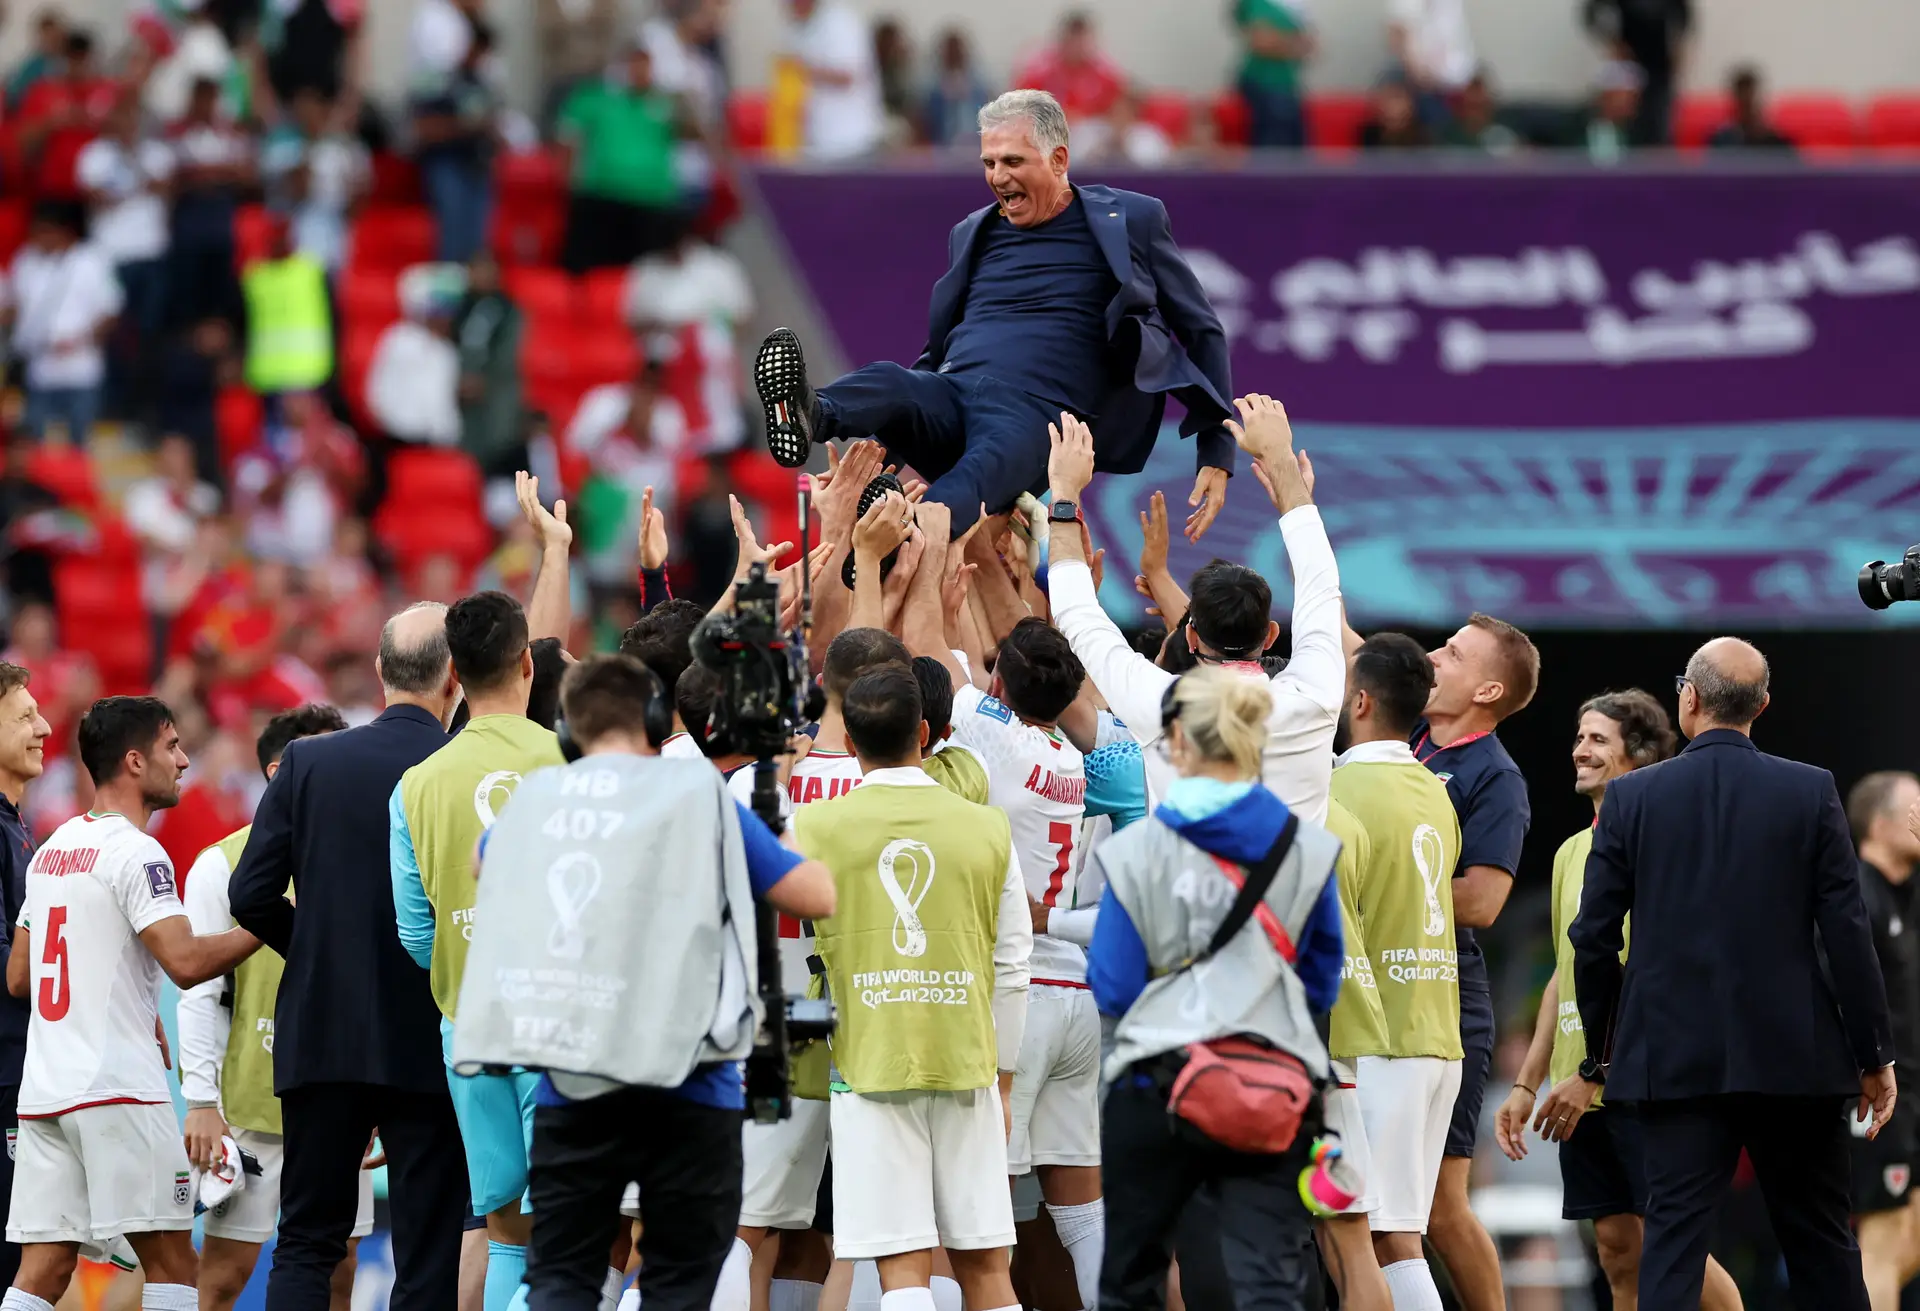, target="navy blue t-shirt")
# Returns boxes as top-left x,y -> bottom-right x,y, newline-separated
941,192 -> 1118,416
0,793 -> 33,1084
1411,719 -> 1530,993
530,799 -> 802,1110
